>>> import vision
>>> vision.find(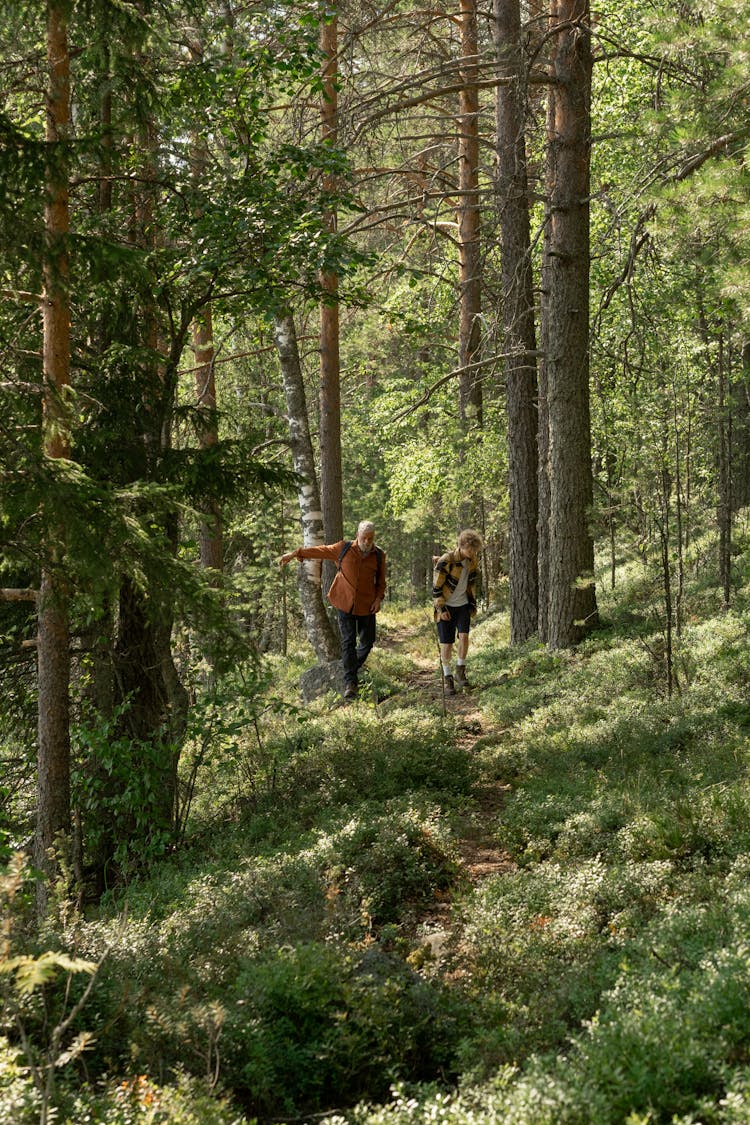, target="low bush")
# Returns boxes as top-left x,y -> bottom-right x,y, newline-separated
61,1072 -> 249,1125
0,1037 -> 41,1125
59,795 -> 462,1105
274,708 -> 475,818
223,942 -> 470,1120
321,799 -> 460,927
455,857 -> 665,1064
12,589 -> 750,1125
